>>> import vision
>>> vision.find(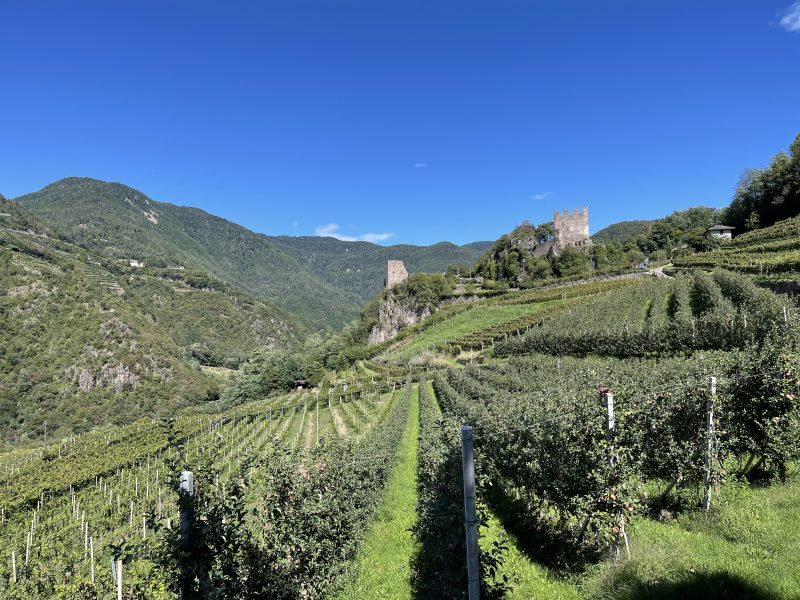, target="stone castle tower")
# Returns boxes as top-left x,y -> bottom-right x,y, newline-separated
553,207 -> 590,249
385,260 -> 409,288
